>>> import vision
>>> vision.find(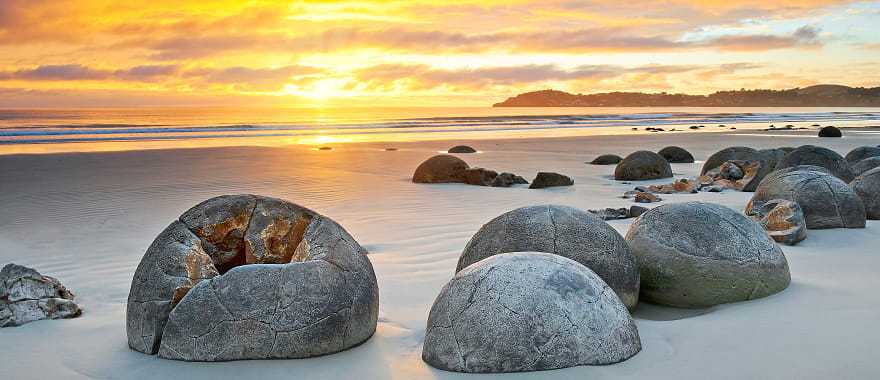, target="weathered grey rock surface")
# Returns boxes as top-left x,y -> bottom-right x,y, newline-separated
590,154 -> 623,165
614,151 -> 673,180
529,172 -> 574,189
757,148 -> 787,171
657,146 -> 694,163
746,199 -> 807,245
850,167 -> 880,220
775,145 -> 854,182
748,168 -> 865,229
846,146 -> 880,163
448,145 -> 477,153
413,155 -> 470,183
127,195 -> 379,361
1,263 -> 81,327
457,205 -> 639,309
423,252 -> 641,373
852,156 -> 880,176
625,202 -> 791,308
